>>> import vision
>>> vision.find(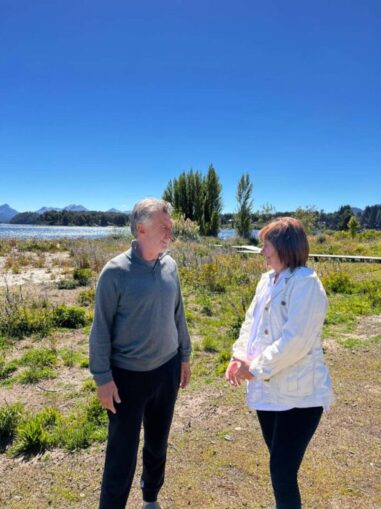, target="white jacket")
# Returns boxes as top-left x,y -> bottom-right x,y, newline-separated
233,267 -> 334,410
